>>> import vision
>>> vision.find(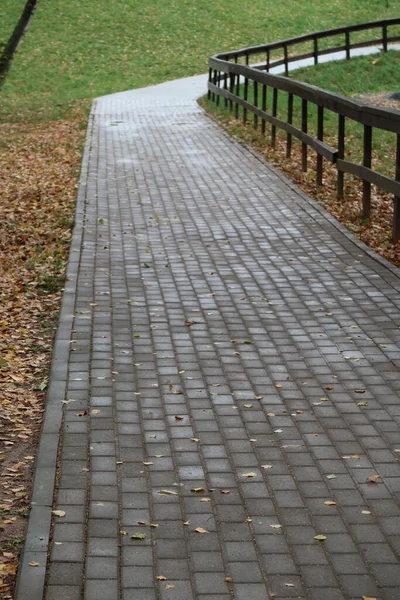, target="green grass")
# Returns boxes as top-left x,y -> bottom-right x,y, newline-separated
0,0 -> 27,48
0,0 -> 398,122
292,49 -> 400,96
